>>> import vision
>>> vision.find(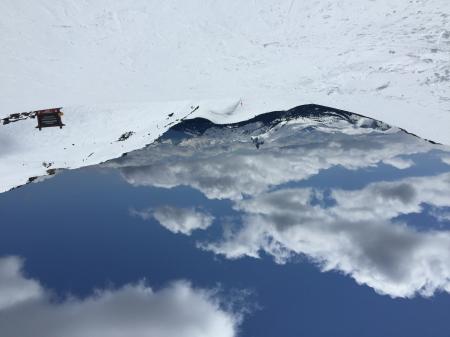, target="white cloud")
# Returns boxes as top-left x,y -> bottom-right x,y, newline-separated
441,155 -> 450,166
0,256 -> 240,337
107,119 -> 450,297
202,173 -> 450,298
109,118 -> 434,201
0,256 -> 42,310
131,206 -> 214,235
382,156 -> 414,169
